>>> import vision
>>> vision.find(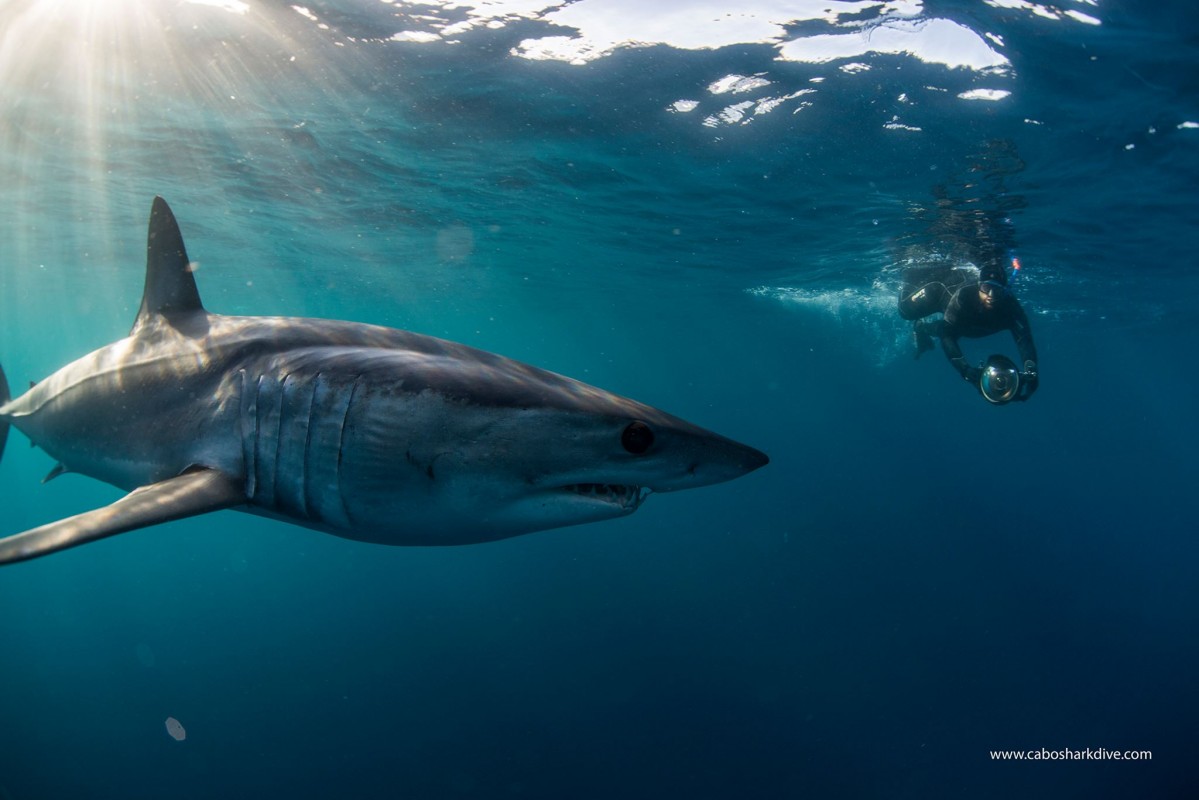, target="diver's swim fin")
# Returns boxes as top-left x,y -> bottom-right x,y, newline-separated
0,469 -> 245,565
913,323 -> 934,359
